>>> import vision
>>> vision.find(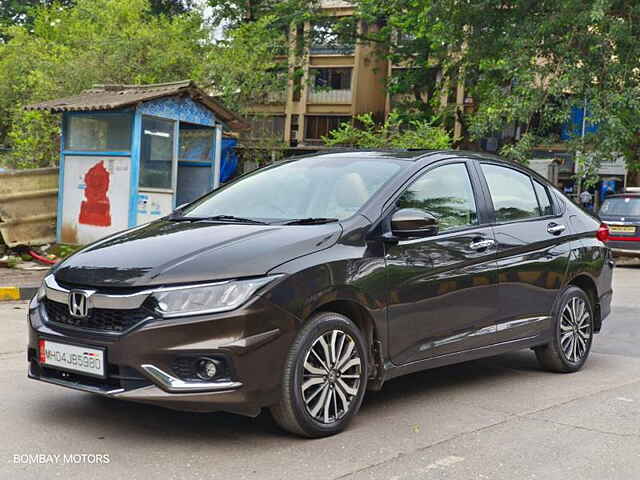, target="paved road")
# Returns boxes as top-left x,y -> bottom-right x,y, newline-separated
1,267 -> 639,480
